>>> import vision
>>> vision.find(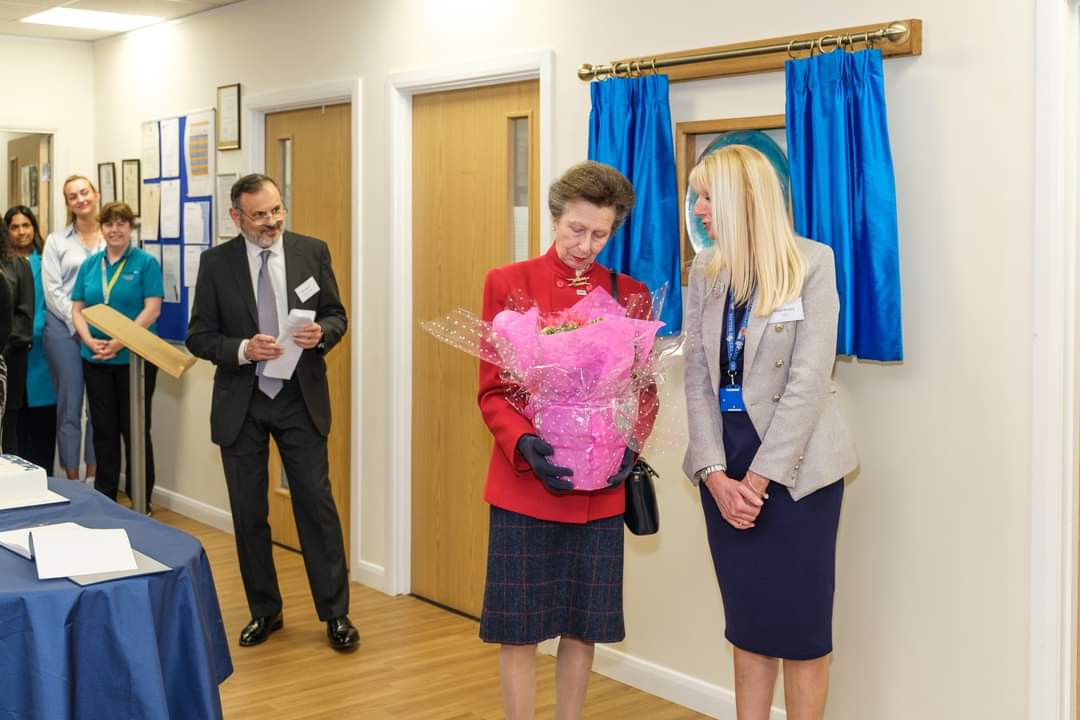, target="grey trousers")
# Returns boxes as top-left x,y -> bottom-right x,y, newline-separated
42,312 -> 94,470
